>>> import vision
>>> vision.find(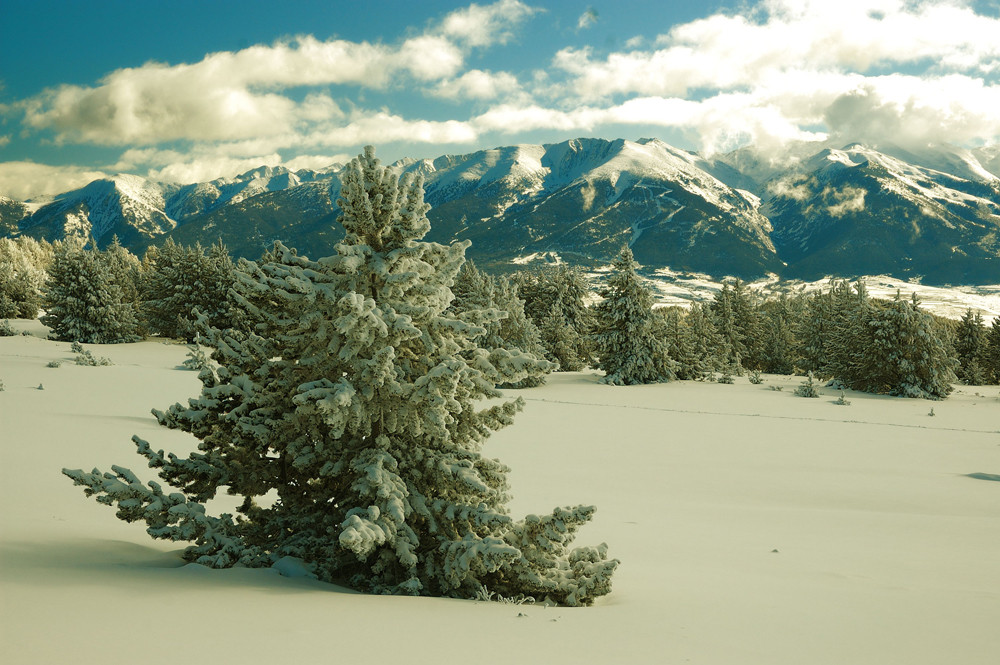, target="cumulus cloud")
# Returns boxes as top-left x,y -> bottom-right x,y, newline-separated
0,162 -> 109,200
14,1 -> 534,148
546,0 -> 1000,154
440,0 -> 539,47
431,70 -> 522,100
